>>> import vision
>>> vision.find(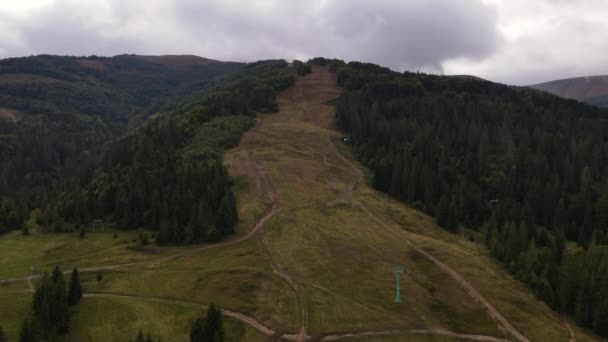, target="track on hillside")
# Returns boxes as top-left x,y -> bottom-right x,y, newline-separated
327,112 -> 530,341
83,293 -> 512,342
